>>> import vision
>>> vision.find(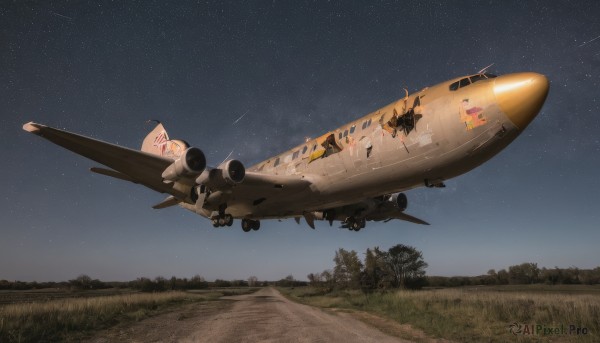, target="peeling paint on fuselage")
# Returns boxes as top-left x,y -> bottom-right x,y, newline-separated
238,75 -> 517,216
